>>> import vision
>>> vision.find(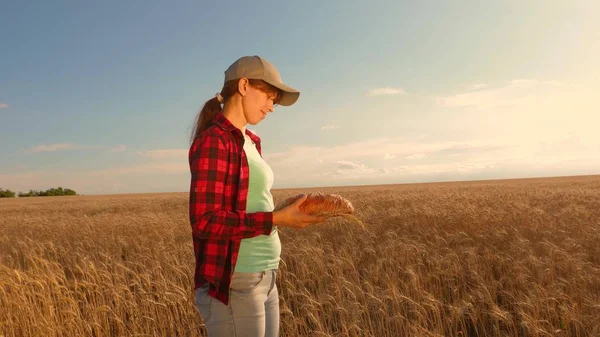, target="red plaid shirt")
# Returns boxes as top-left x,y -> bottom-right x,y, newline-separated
188,112 -> 274,305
